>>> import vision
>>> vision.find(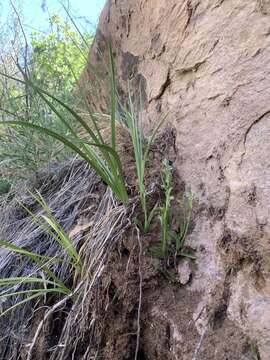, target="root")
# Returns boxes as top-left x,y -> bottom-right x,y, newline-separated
134,227 -> 143,360
192,325 -> 208,360
26,281 -> 83,360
